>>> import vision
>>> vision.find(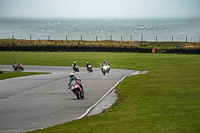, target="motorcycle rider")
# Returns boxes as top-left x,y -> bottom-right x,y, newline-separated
72,61 -> 78,69
86,62 -> 91,71
68,73 -> 84,92
14,61 -> 19,66
100,60 -> 110,72
101,60 -> 109,66
13,61 -> 20,69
